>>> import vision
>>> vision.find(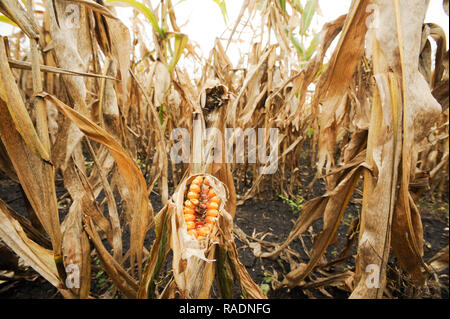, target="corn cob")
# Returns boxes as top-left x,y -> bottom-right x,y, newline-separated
183,176 -> 220,240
